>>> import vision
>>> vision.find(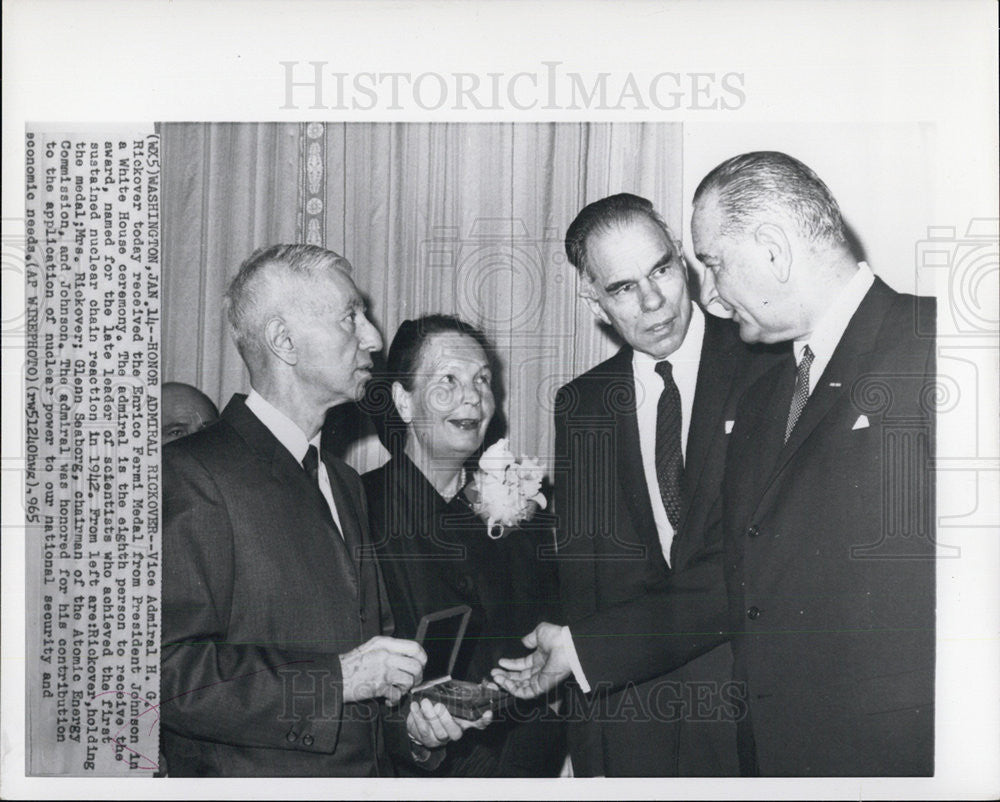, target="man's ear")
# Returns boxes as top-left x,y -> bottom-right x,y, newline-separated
578,279 -> 612,326
755,222 -> 793,283
264,317 -> 297,366
391,381 -> 414,424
